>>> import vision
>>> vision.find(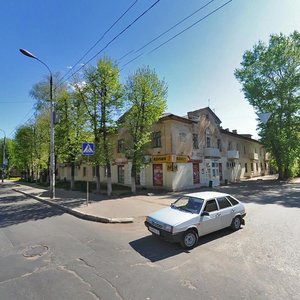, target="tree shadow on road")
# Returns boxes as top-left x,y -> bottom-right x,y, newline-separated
151,180 -> 300,209
214,180 -> 300,208
0,193 -> 64,228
